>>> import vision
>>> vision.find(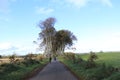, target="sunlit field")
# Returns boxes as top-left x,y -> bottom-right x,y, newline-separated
80,52 -> 120,67
0,58 -> 23,64
0,54 -> 48,80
